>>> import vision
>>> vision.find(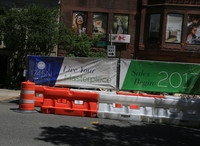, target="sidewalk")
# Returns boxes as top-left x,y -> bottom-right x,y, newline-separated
0,89 -> 20,101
